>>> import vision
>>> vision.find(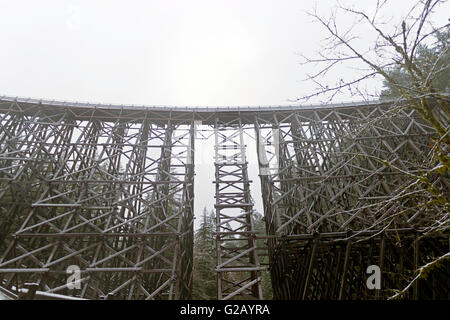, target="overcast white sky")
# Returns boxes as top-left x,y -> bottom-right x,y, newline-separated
3,0 -> 448,105
0,0 -> 448,228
